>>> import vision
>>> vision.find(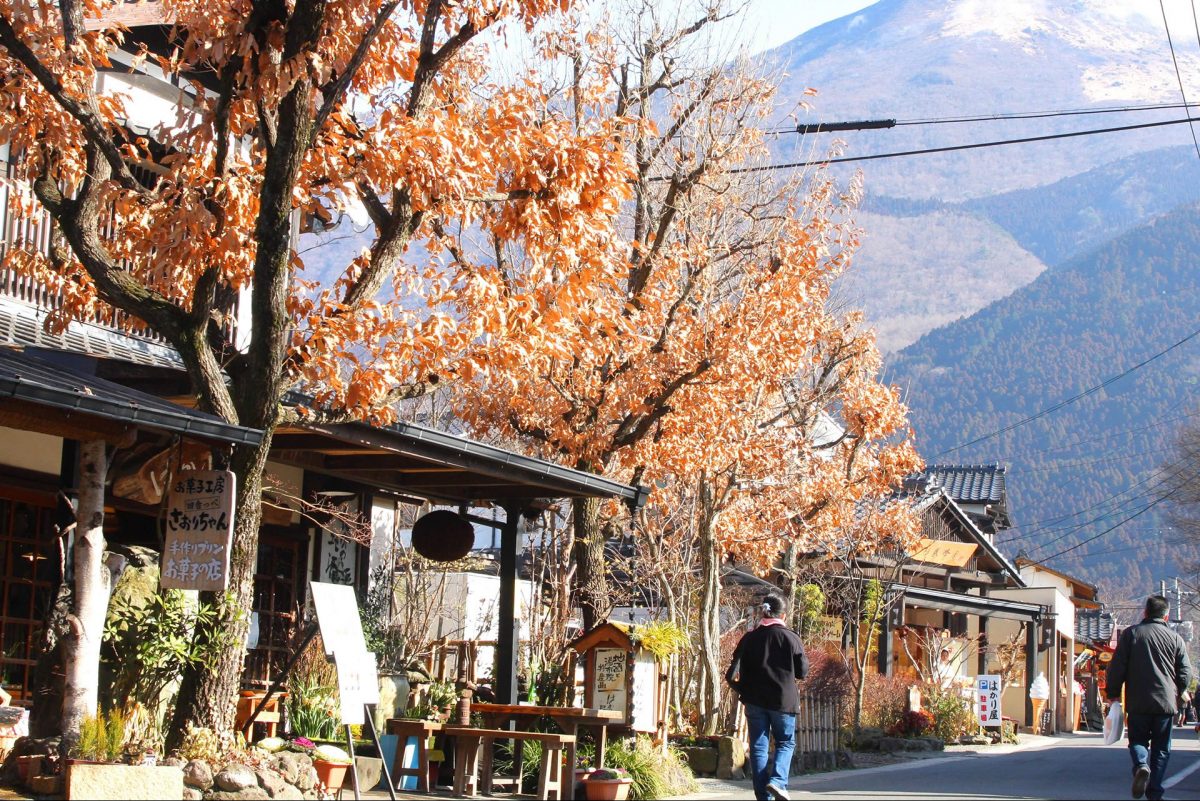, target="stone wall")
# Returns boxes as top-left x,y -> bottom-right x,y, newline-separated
172,750 -> 320,801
